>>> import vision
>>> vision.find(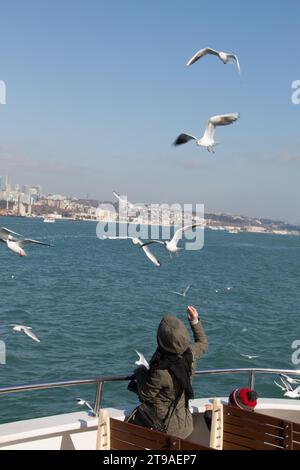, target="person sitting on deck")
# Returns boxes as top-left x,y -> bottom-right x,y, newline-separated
228,388 -> 258,411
